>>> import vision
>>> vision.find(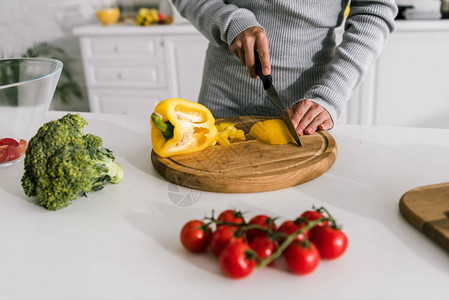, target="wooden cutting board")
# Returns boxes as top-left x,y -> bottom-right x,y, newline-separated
399,182 -> 449,253
151,116 -> 337,193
